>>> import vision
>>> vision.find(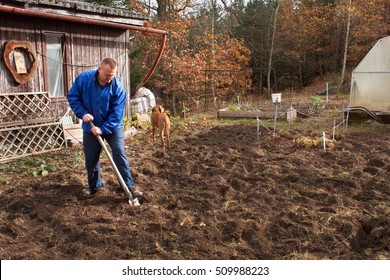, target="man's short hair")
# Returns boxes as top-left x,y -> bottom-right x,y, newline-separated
100,58 -> 117,69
